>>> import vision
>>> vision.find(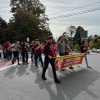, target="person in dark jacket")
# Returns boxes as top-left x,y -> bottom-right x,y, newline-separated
41,35 -> 61,84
